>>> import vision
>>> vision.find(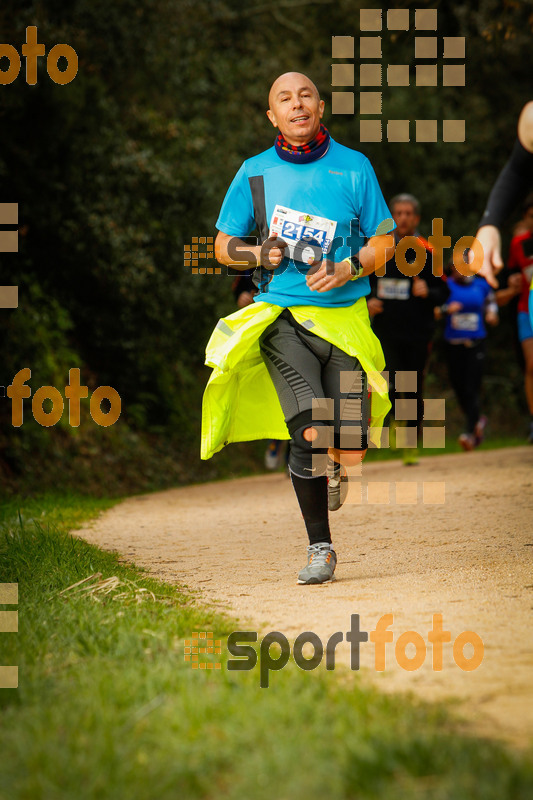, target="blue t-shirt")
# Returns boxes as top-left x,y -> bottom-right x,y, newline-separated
445,276 -> 492,341
215,138 -> 394,307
